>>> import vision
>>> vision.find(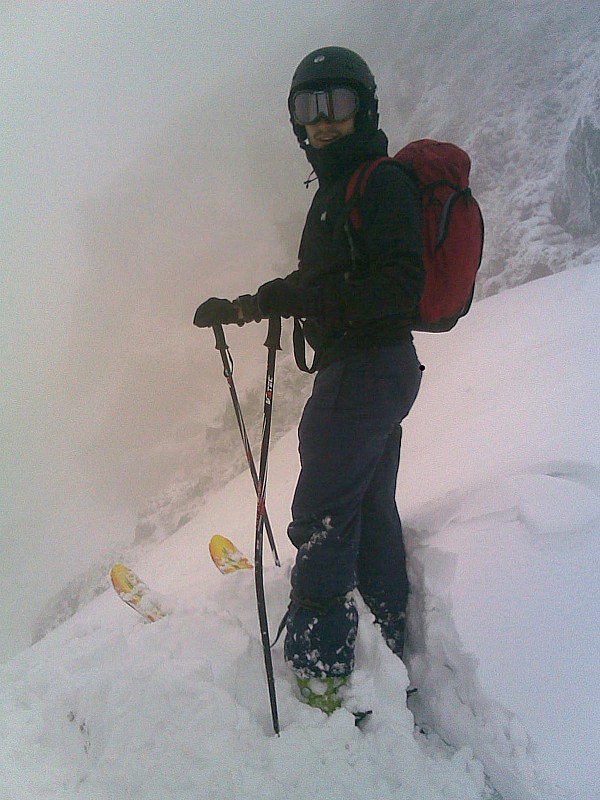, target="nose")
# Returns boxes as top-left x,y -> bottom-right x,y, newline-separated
311,114 -> 334,127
